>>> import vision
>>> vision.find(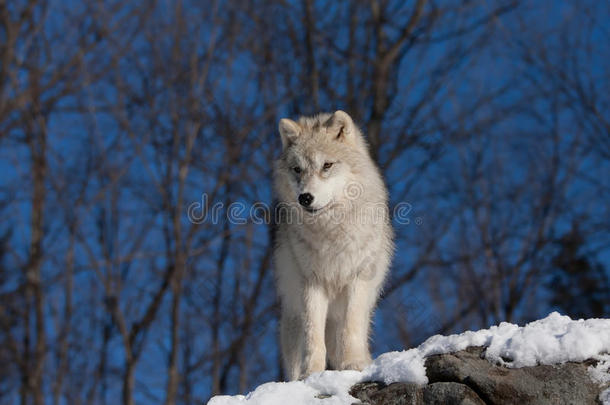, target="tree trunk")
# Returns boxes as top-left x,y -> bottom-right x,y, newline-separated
122,358 -> 135,405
